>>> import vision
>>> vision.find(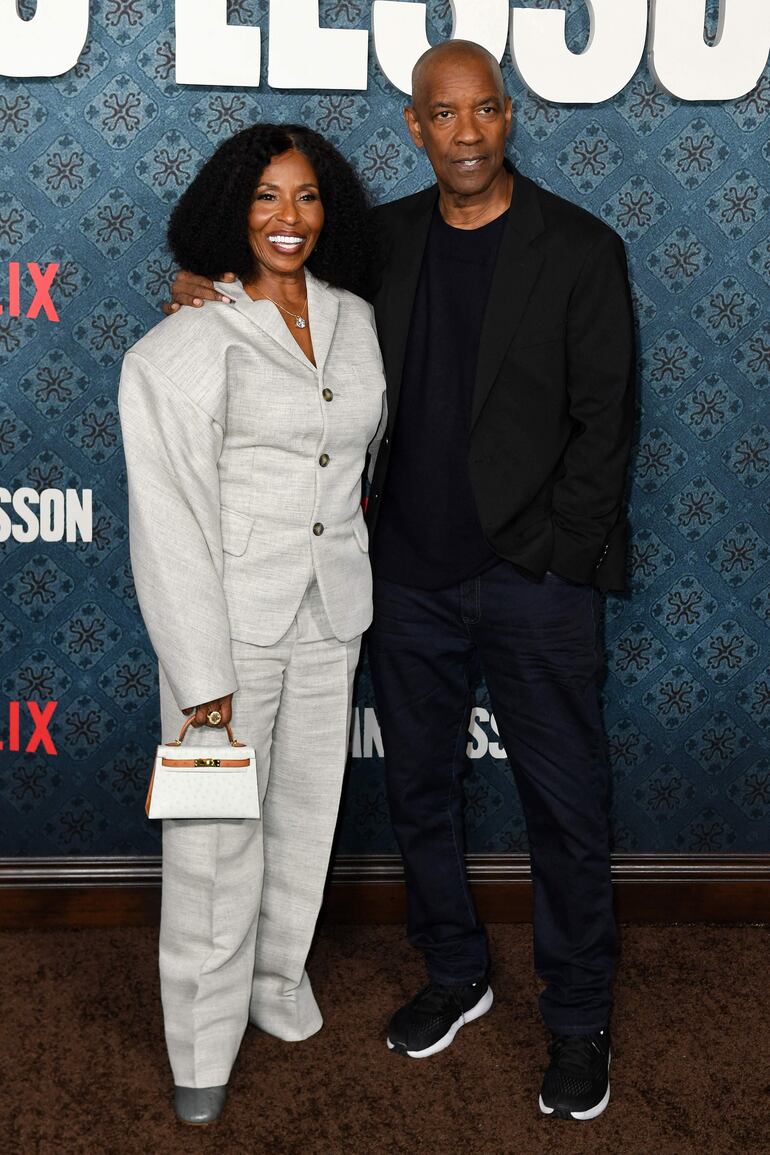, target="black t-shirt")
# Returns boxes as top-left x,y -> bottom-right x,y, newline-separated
373,205 -> 508,589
